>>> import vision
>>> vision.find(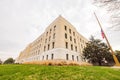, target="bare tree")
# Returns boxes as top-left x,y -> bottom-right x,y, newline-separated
93,0 -> 120,30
